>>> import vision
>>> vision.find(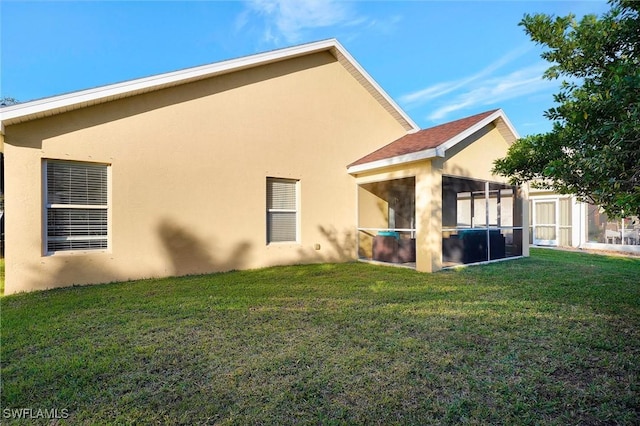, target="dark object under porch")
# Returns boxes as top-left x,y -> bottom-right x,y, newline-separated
442,229 -> 505,264
372,236 -> 416,263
